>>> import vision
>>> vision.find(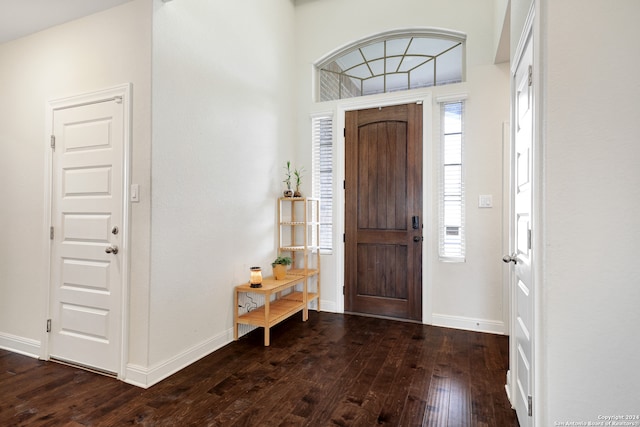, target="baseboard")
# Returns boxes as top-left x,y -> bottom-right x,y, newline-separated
123,364 -> 153,388
505,370 -> 514,407
0,332 -> 41,358
319,299 -> 337,313
124,328 -> 233,389
431,313 -> 505,335
126,301 -> 338,388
